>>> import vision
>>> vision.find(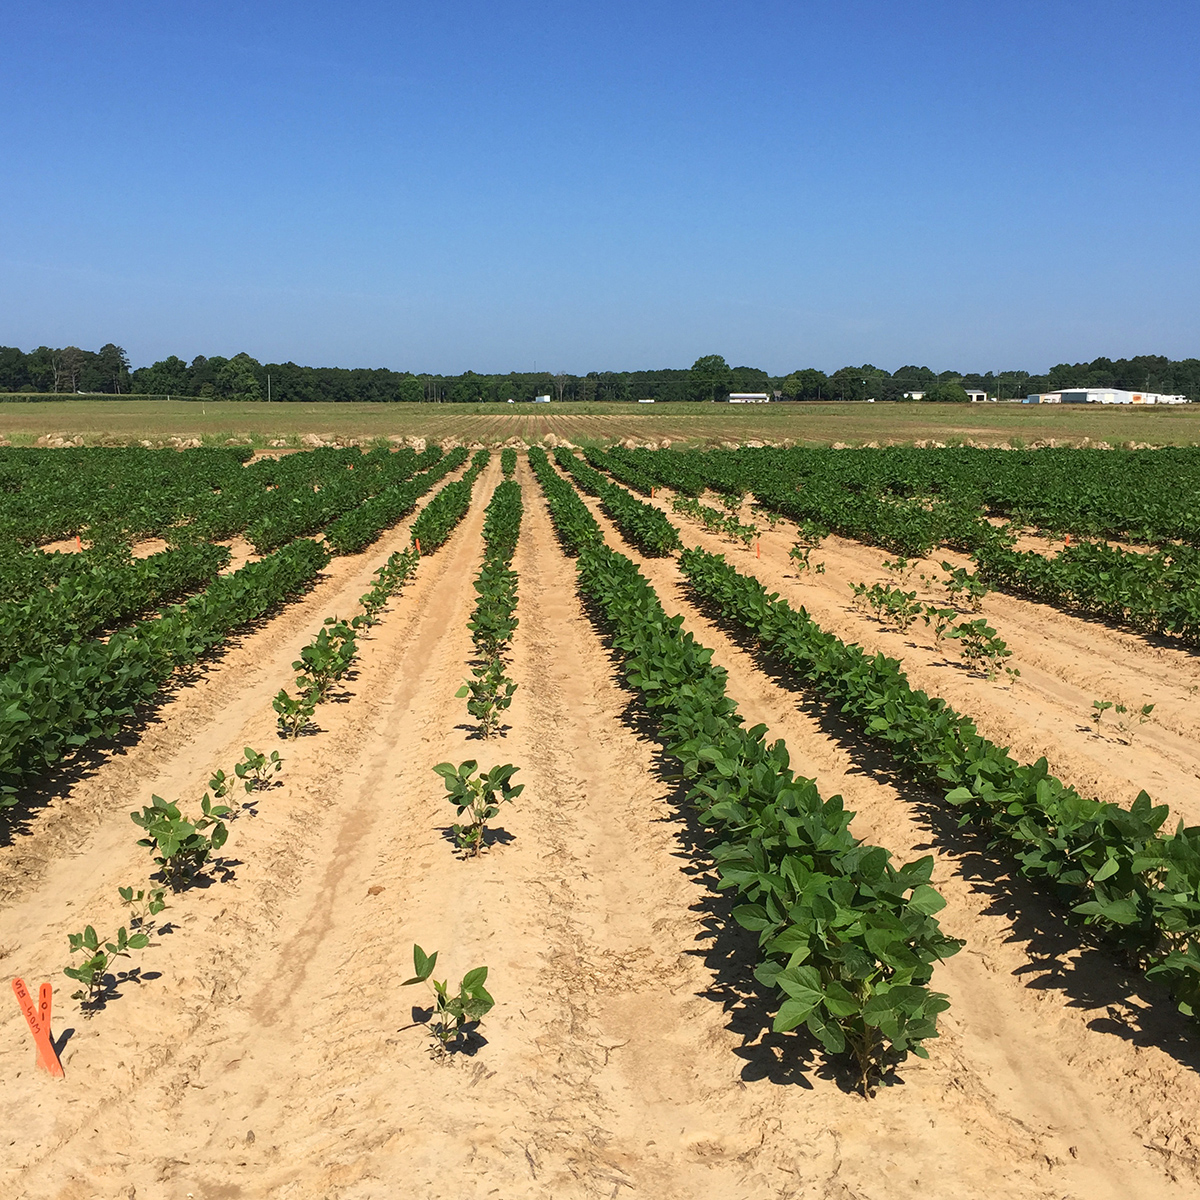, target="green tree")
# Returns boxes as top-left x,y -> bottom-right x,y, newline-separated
96,344 -> 131,394
922,381 -> 970,403
215,352 -> 263,400
689,354 -> 732,402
